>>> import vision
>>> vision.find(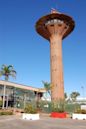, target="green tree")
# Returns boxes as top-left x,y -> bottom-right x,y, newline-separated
0,64 -> 16,109
42,81 -> 51,96
70,91 -> 80,102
